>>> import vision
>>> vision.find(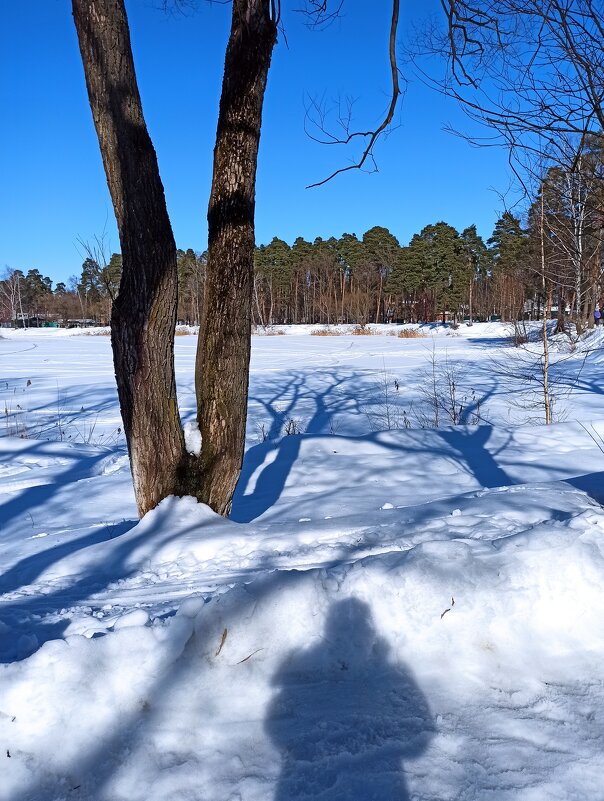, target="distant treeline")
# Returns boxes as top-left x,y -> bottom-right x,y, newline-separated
4,169 -> 604,331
